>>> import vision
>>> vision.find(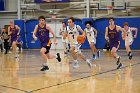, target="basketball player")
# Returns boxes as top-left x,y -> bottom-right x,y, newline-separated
66,17 -> 92,68
105,17 -> 123,69
8,21 -> 20,58
59,22 -> 69,54
84,21 -> 100,60
122,22 -> 138,60
33,16 -> 61,71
